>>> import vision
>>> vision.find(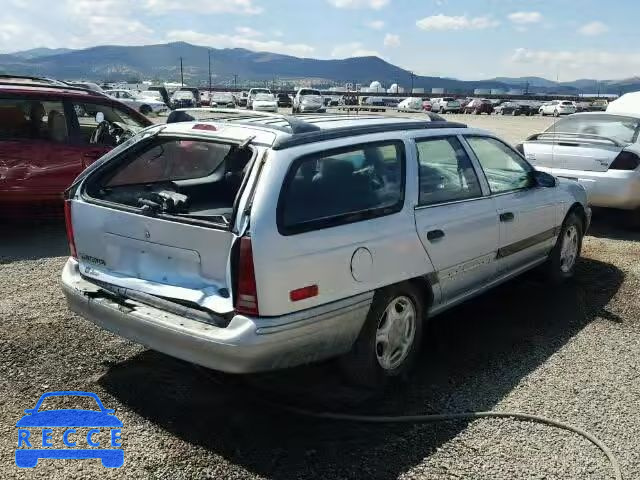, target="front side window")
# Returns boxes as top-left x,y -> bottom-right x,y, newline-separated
279,141 -> 405,234
0,97 -> 67,143
416,136 -> 482,205
72,101 -> 147,144
466,136 -> 533,194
